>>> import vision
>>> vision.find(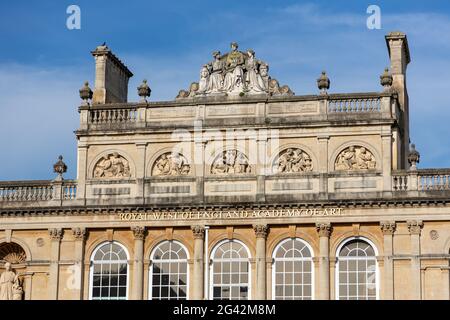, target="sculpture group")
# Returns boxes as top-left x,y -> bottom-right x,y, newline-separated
0,262 -> 23,300
277,148 -> 313,173
335,146 -> 376,171
211,150 -> 251,175
93,152 -> 131,178
177,42 -> 293,98
152,152 -> 191,176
